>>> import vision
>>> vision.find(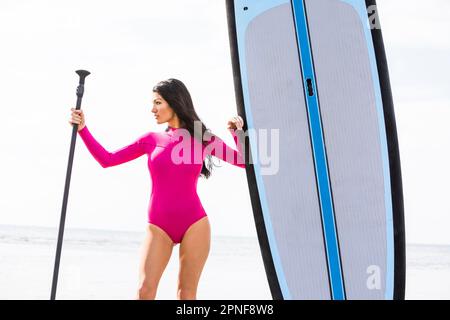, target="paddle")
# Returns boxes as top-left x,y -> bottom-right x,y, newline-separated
50,70 -> 90,300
